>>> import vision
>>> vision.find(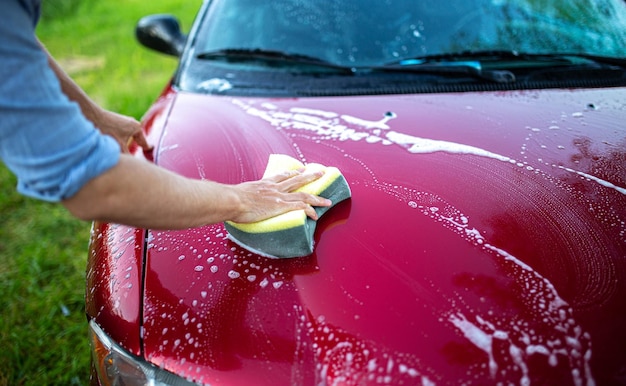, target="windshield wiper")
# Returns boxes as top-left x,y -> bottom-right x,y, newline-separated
378,50 -> 626,83
197,48 -> 515,82
368,60 -> 516,83
388,50 -> 626,70
196,48 -> 624,83
196,48 -> 355,74
556,53 -> 626,68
